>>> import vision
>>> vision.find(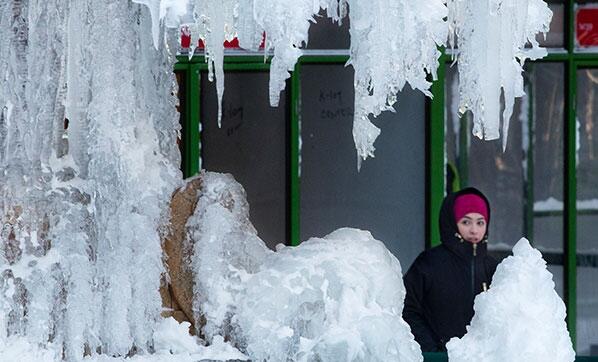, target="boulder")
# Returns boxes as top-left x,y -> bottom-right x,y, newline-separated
161,177 -> 203,325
